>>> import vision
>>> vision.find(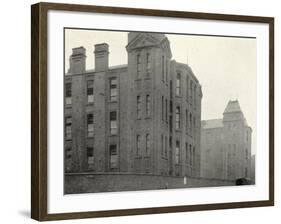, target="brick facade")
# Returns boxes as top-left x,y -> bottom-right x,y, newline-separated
200,100 -> 252,181
64,32 -> 202,178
